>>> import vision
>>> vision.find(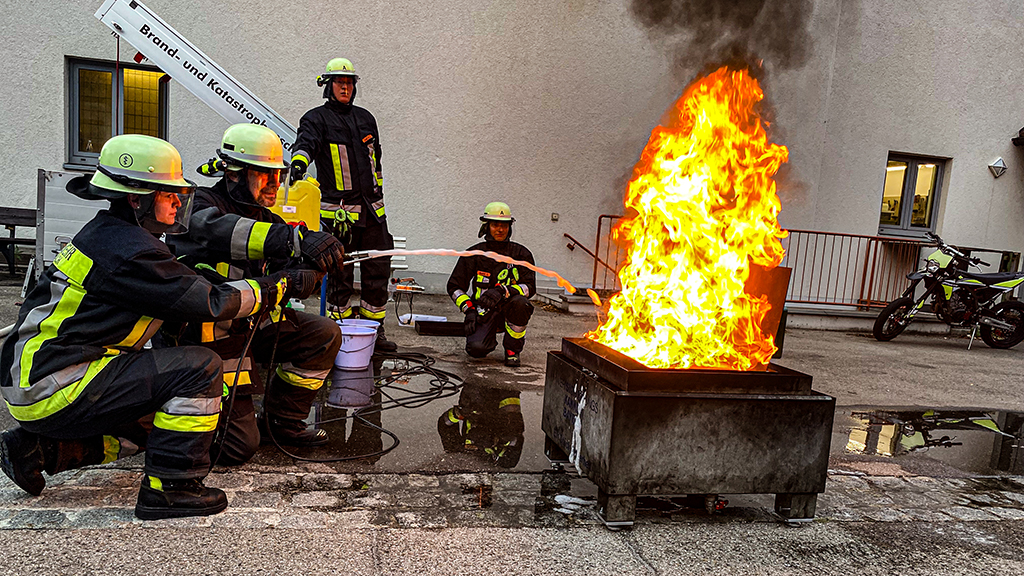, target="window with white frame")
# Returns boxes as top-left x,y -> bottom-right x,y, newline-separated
67,58 -> 169,167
